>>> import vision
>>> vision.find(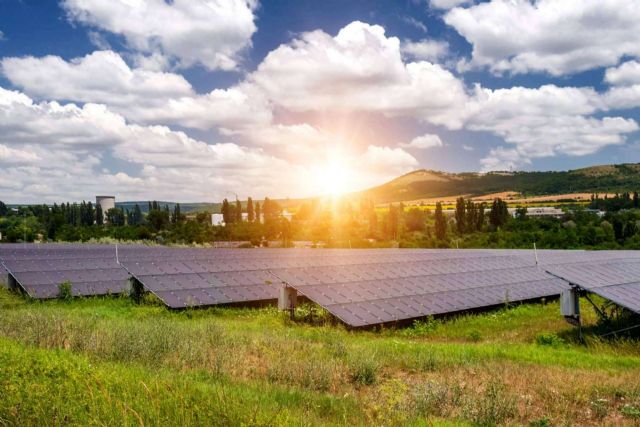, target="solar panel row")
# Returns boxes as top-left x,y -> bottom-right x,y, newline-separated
545,258 -> 640,314
1,244 -> 639,327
